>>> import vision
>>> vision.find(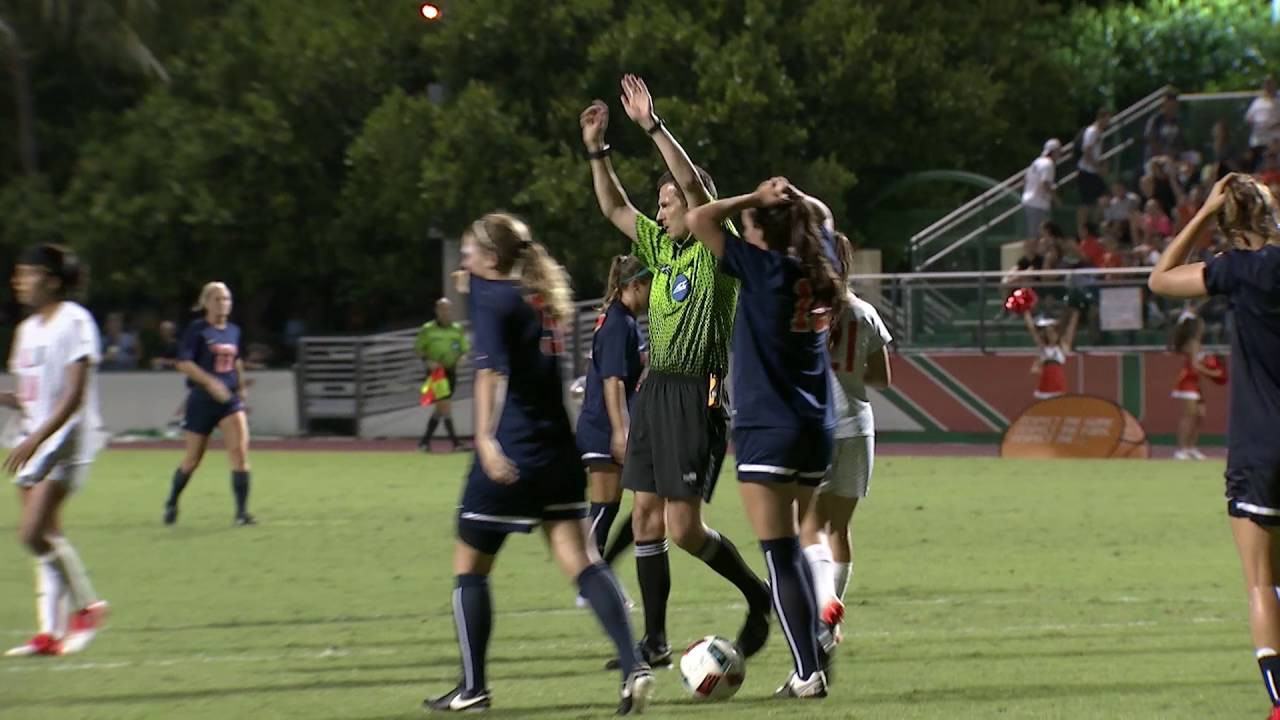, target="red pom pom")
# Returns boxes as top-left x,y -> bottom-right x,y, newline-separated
1206,354 -> 1229,385
1005,287 -> 1038,314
